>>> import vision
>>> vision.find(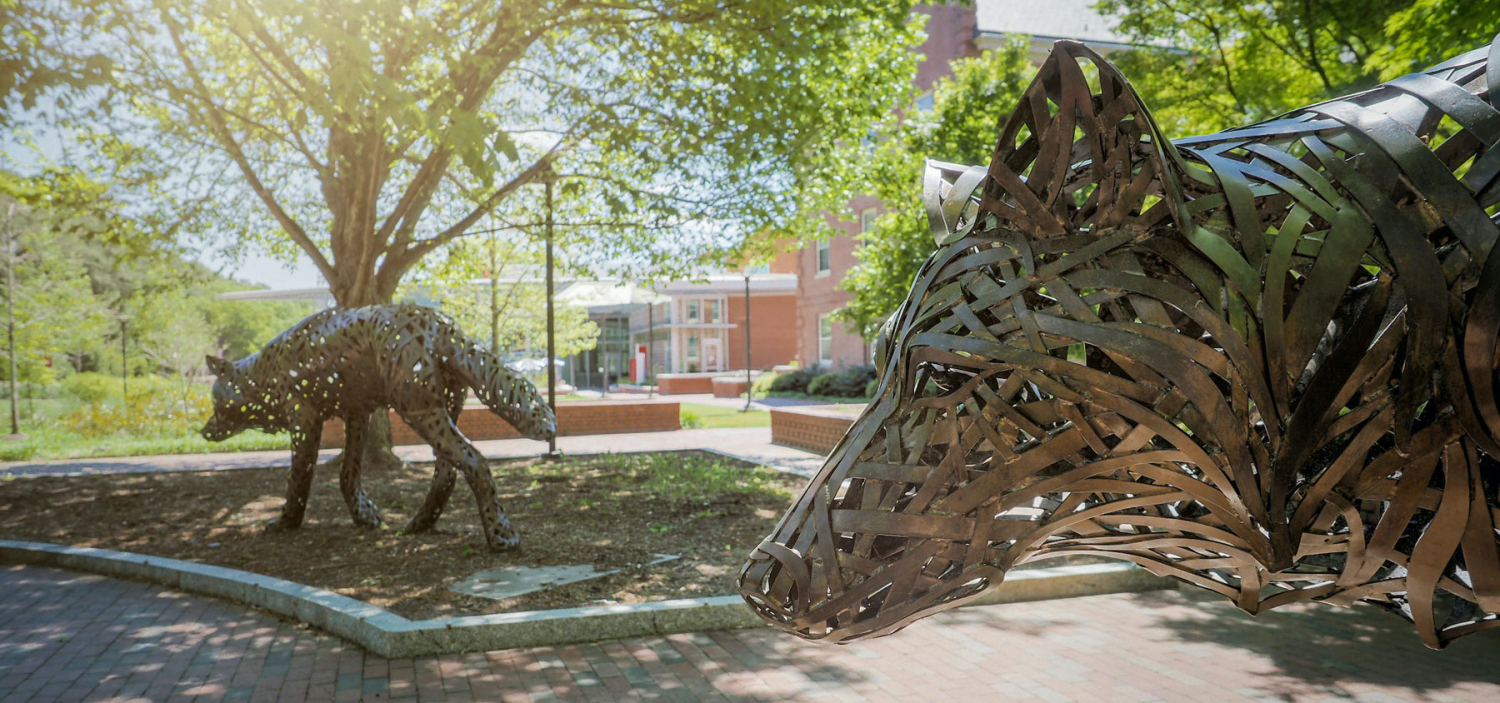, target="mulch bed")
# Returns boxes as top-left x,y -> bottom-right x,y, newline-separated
0,451 -> 804,621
